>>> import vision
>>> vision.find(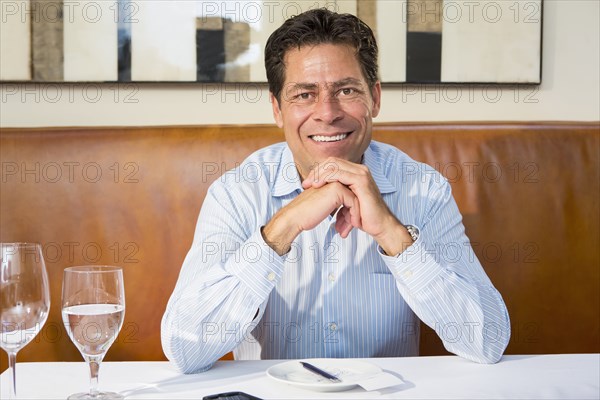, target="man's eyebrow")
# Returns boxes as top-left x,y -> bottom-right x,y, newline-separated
285,78 -> 364,92
286,82 -> 319,92
330,78 -> 364,89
